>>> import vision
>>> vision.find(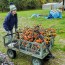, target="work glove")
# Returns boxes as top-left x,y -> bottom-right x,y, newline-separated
7,31 -> 12,35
